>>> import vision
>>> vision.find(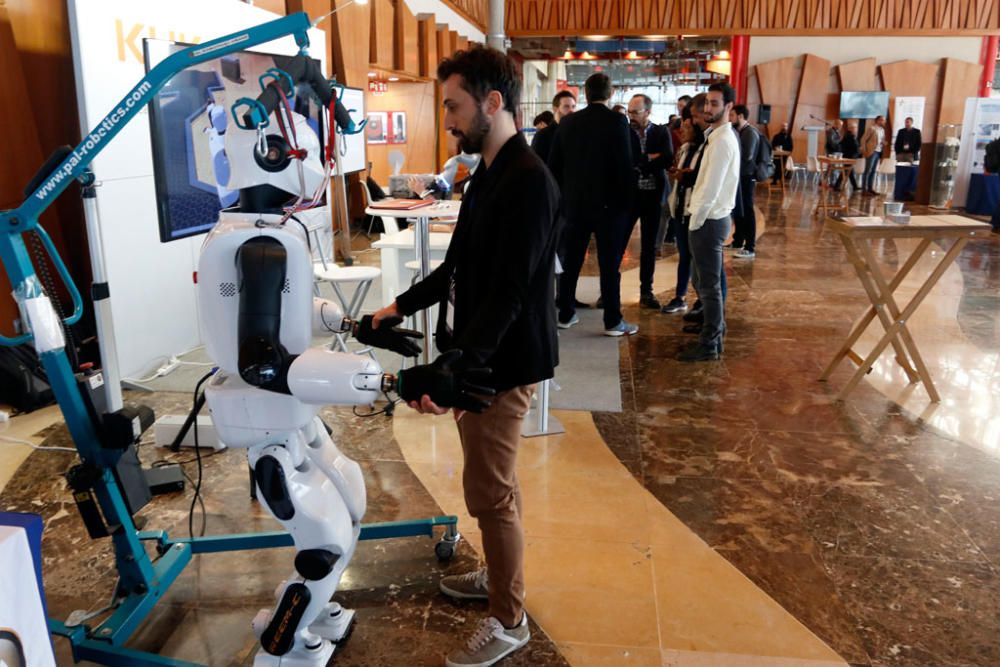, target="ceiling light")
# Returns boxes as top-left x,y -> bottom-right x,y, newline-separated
388,76 -> 399,81
705,58 -> 731,76
716,50 -> 730,60
581,35 -> 611,41
368,71 -> 377,77
562,49 -> 574,59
